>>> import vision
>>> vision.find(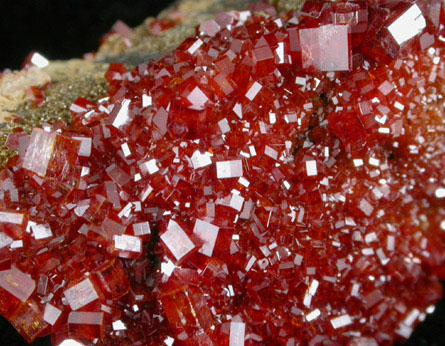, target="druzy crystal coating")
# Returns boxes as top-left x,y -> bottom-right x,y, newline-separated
0,0 -> 444,345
